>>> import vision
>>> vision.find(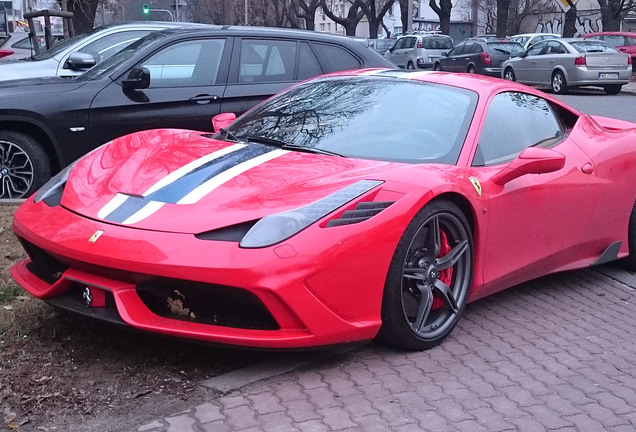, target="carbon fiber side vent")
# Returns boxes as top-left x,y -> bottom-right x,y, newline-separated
326,201 -> 394,227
